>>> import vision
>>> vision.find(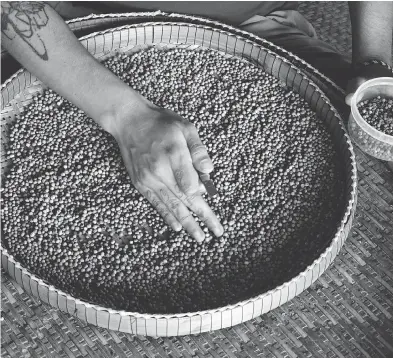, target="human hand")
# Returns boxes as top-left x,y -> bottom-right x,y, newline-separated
105,96 -> 224,243
345,62 -> 393,106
